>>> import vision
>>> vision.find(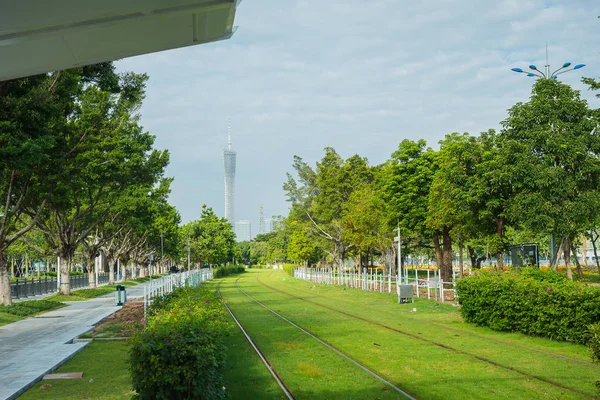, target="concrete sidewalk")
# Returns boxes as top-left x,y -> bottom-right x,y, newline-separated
0,281 -> 150,400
